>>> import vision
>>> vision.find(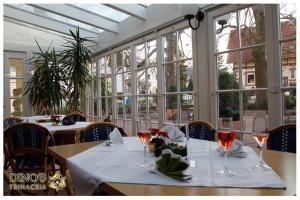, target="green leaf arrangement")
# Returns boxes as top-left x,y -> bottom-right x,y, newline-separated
25,39 -> 67,114
155,149 -> 192,182
60,26 -> 94,111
